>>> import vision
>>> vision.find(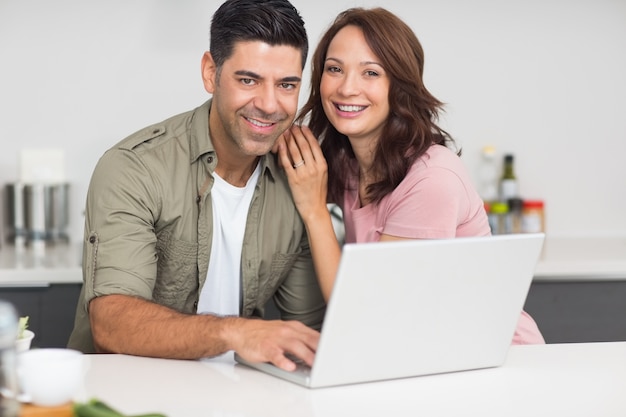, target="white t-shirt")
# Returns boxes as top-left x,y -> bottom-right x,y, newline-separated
197,163 -> 261,316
